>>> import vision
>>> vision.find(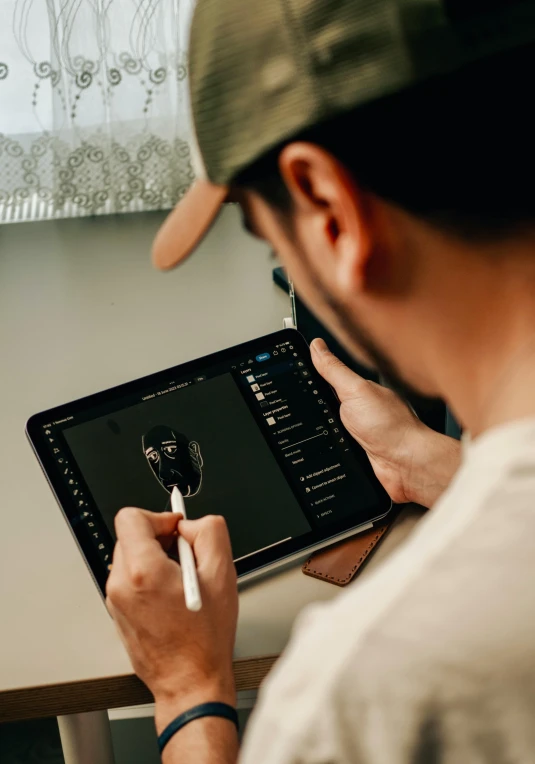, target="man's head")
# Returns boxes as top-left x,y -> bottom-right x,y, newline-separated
142,425 -> 203,496
153,0 -> 535,406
